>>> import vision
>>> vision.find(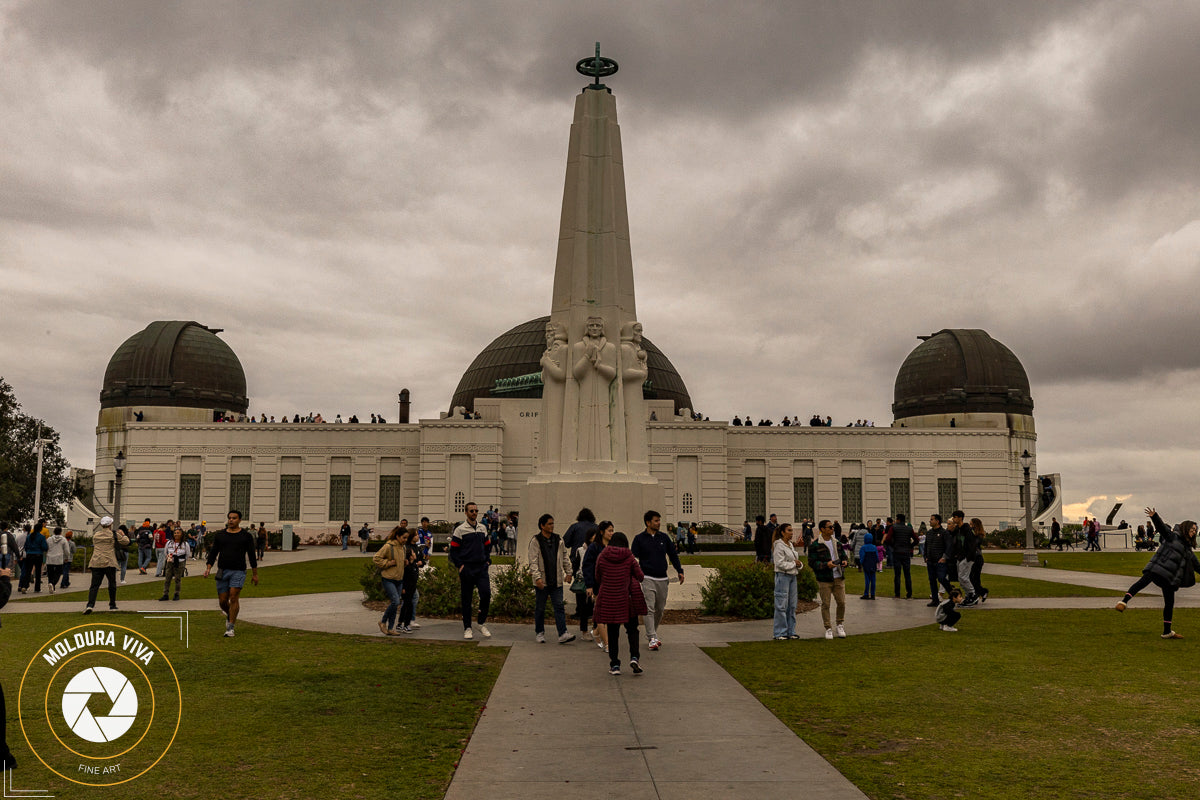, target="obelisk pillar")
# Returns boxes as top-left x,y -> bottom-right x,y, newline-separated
522,47 -> 661,545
